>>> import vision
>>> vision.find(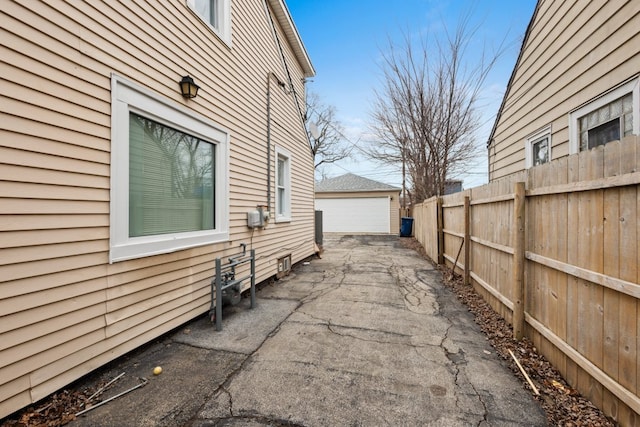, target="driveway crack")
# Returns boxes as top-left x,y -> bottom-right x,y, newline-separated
326,322 -> 414,343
